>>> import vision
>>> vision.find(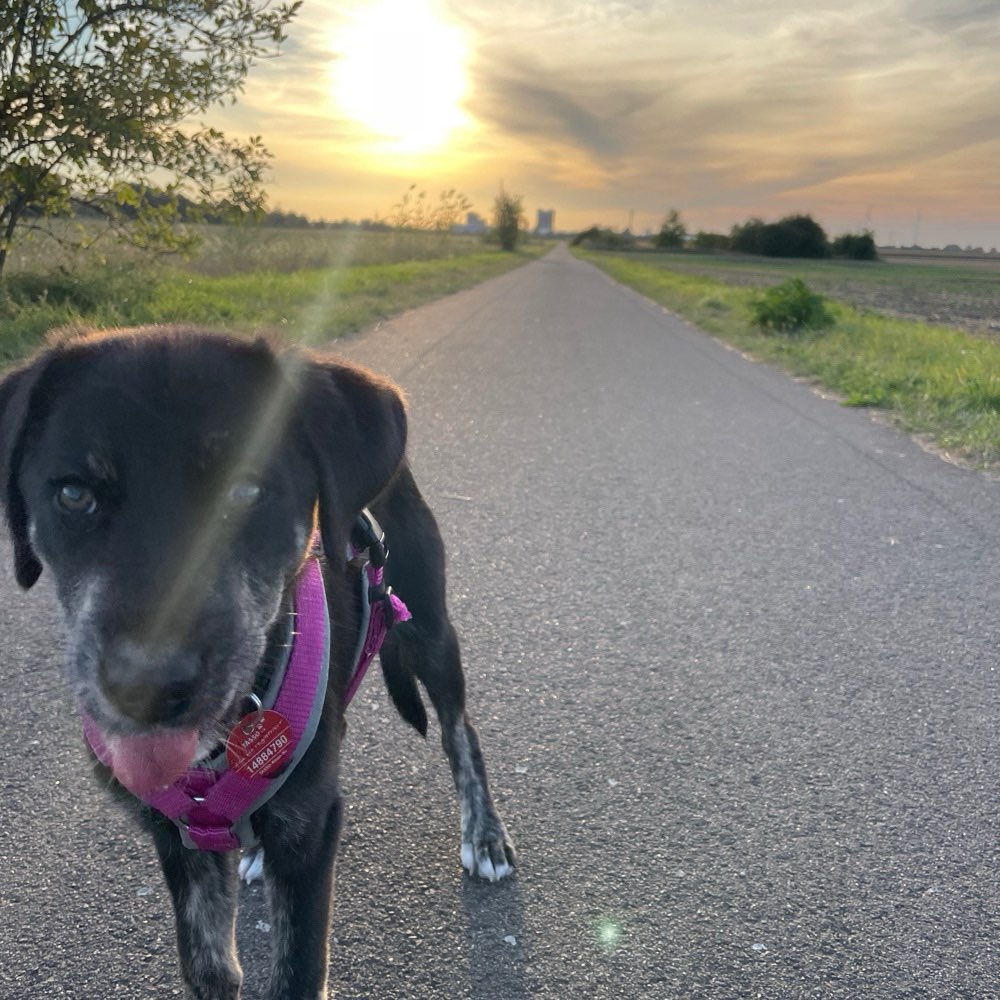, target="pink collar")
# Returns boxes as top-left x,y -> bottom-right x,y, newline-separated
83,530 -> 410,852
